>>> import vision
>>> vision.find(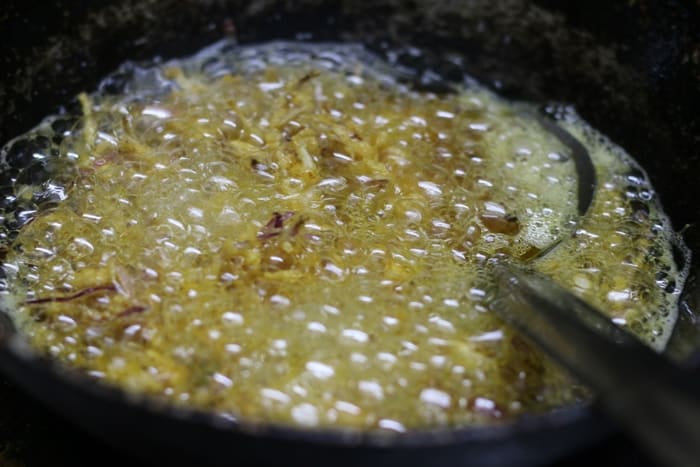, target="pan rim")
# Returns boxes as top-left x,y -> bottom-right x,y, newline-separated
0,328 -> 602,449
